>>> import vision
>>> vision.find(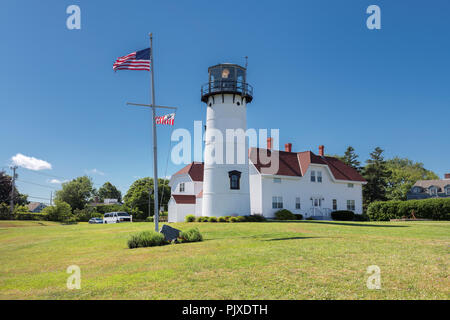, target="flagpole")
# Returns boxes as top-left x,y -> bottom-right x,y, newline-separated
150,33 -> 159,232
